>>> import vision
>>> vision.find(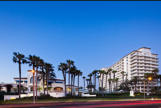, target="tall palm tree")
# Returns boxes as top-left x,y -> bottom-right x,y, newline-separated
66,60 -> 74,95
39,59 -> 45,94
66,60 -> 74,84
77,70 -> 82,95
88,73 -> 93,86
152,68 -> 159,90
121,71 -> 125,83
108,68 -> 112,92
70,66 -> 77,96
108,78 -> 112,93
27,55 -> 37,98
13,52 -> 27,99
112,70 -> 117,91
97,75 -> 100,90
92,70 -> 98,90
82,76 -> 86,90
131,76 -> 139,92
105,70 -> 109,90
58,63 -> 68,96
44,63 -> 54,95
115,78 -> 119,90
99,70 -> 106,91
35,56 -> 41,100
